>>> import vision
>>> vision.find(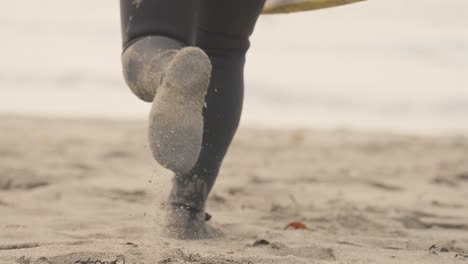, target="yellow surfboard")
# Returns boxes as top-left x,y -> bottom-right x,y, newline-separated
263,0 -> 366,14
